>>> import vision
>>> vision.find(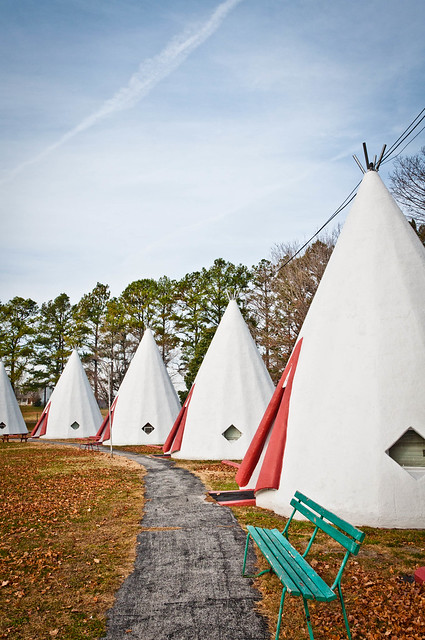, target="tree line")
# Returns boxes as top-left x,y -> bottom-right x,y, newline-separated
0,242 -> 335,404
1,148 -> 424,405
